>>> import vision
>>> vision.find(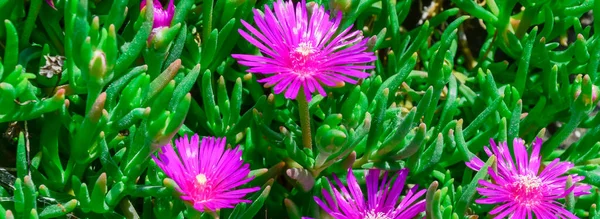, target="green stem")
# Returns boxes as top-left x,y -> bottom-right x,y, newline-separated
311,147 -> 354,177
64,158 -> 87,182
209,211 -> 220,219
297,90 -> 312,150
352,155 -> 369,168
515,5 -> 539,39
